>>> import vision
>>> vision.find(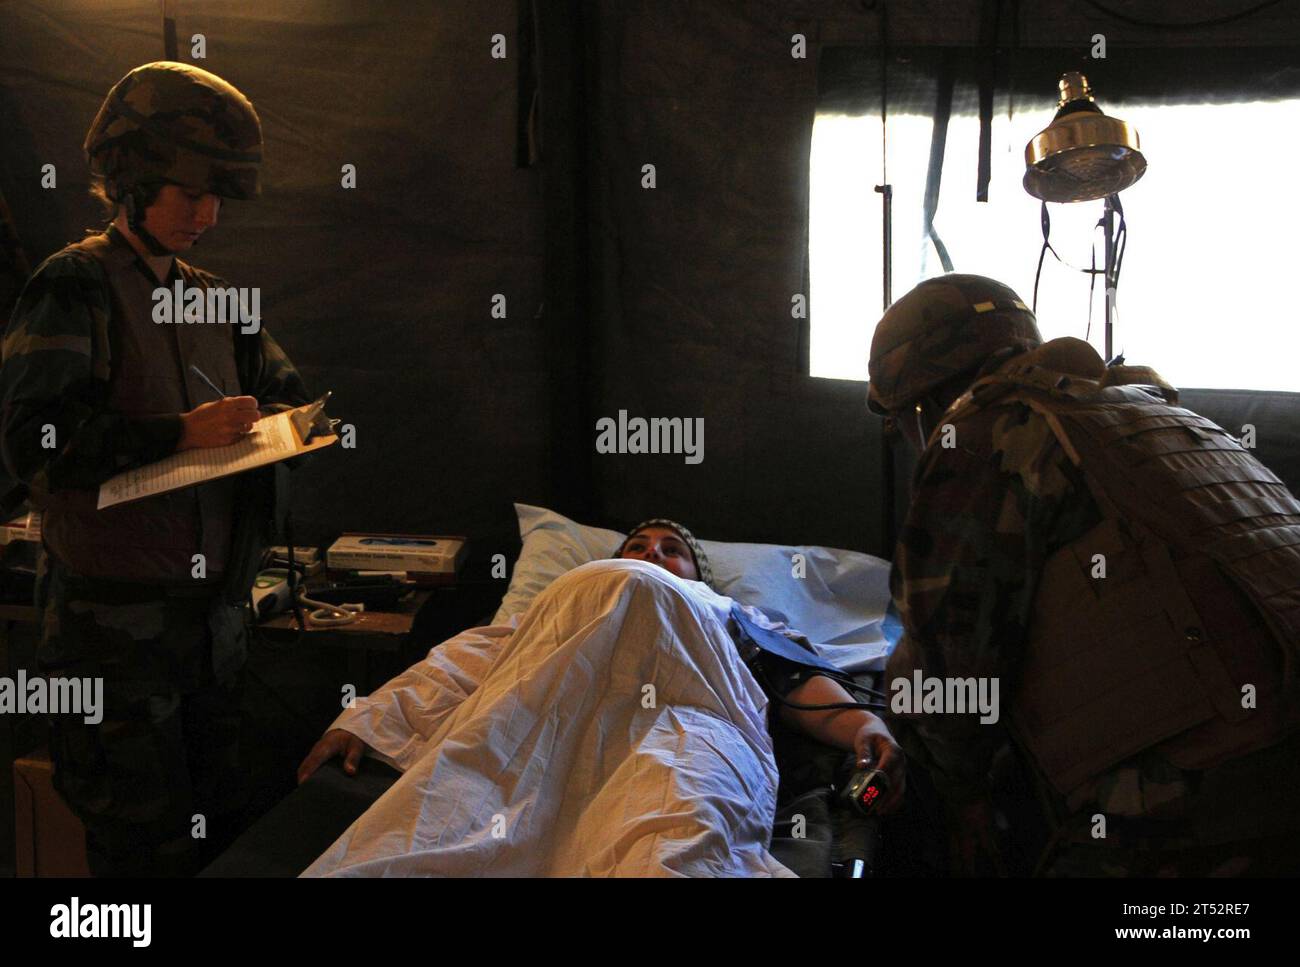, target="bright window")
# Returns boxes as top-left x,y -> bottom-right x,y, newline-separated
809,99 -> 1300,391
